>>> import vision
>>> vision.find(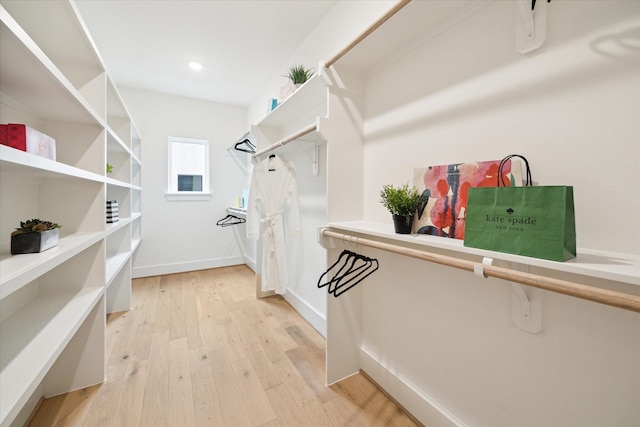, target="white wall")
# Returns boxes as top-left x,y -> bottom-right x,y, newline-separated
119,88 -> 251,277
358,1 -> 640,425
247,0 -> 396,125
